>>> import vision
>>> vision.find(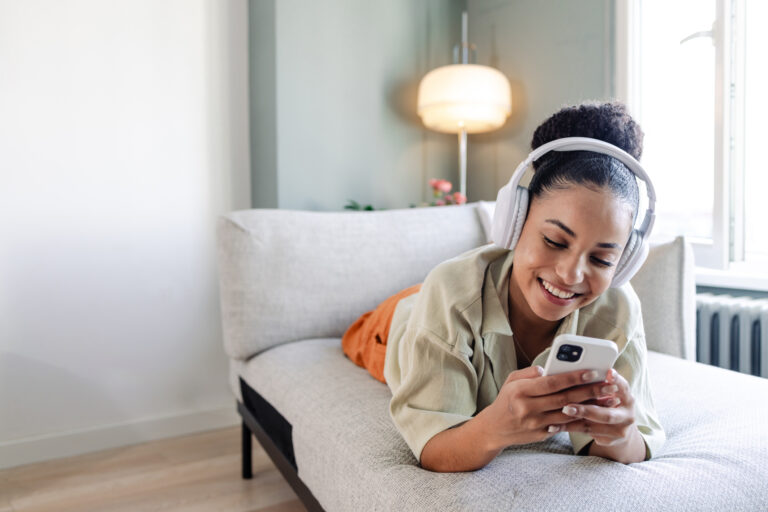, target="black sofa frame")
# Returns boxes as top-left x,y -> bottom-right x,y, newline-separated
238,377 -> 325,512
